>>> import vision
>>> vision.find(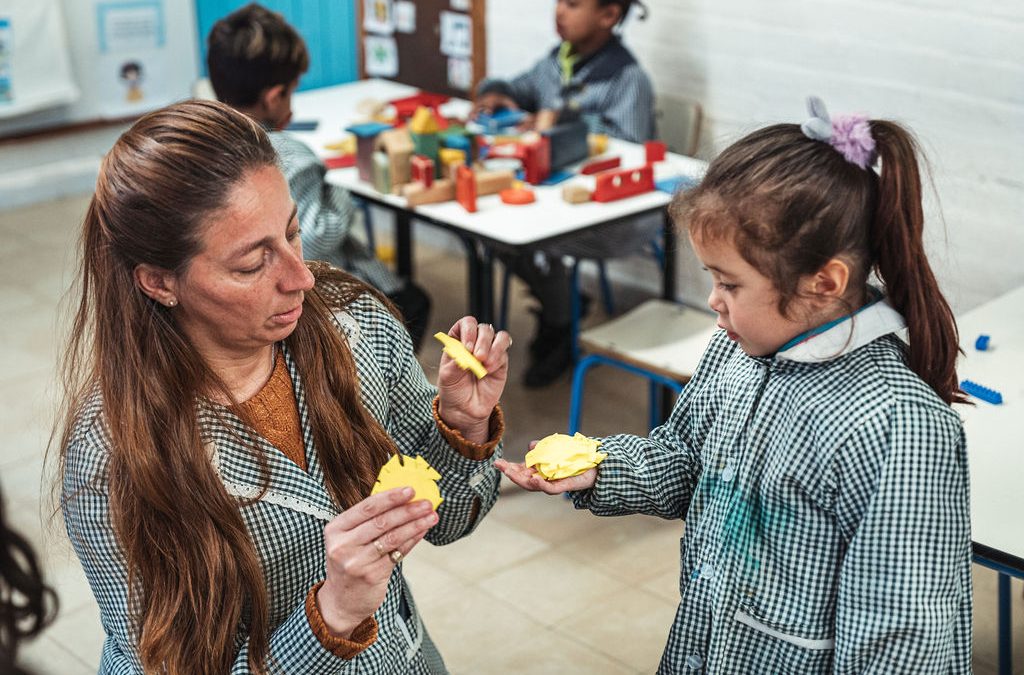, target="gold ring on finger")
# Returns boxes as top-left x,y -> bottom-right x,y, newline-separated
373,539 -> 386,557
389,550 -> 404,564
